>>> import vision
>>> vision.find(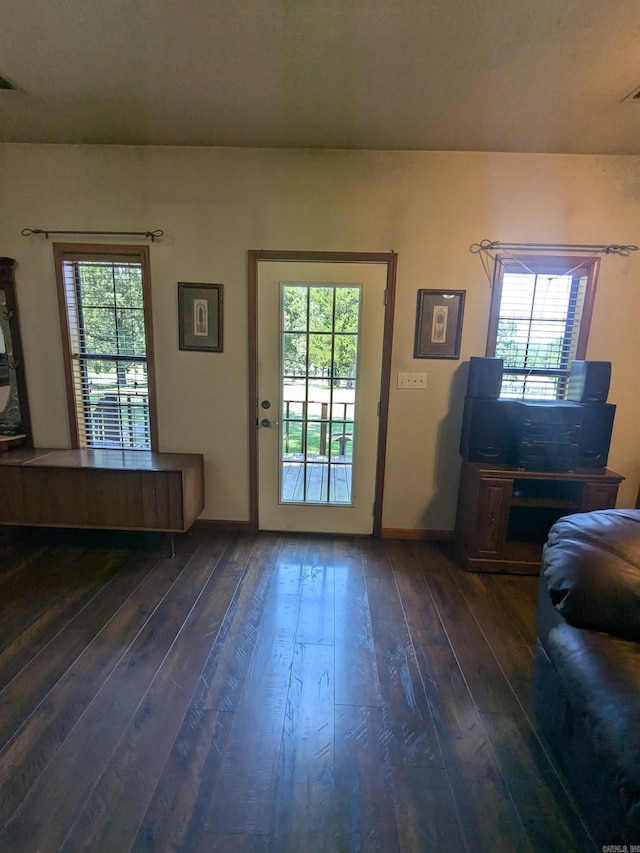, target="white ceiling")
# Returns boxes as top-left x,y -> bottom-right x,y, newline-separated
1,0 -> 639,154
